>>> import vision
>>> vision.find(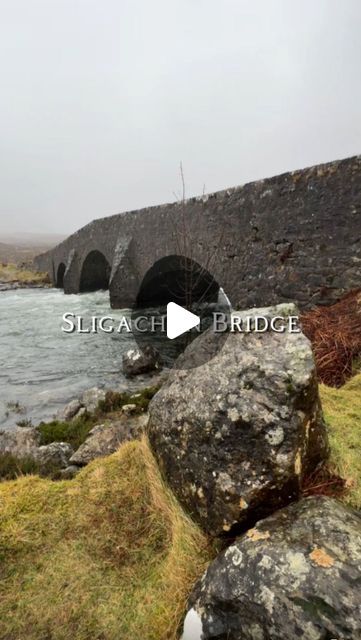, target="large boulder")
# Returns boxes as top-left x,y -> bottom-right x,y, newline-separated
186,497 -> 361,640
147,304 -> 329,536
